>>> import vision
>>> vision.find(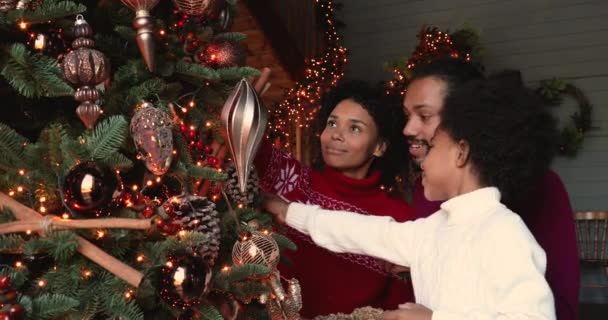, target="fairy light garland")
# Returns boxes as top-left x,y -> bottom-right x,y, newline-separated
268,0 -> 348,145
